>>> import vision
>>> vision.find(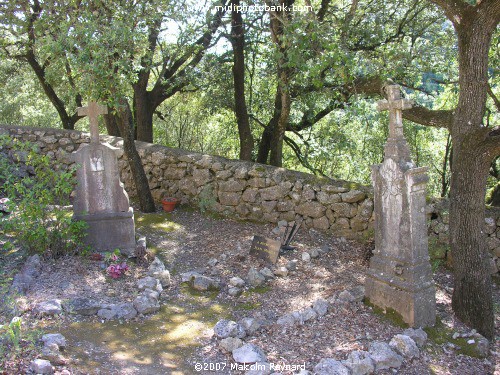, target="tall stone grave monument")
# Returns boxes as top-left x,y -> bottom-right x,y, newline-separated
365,85 -> 436,327
72,102 -> 136,256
